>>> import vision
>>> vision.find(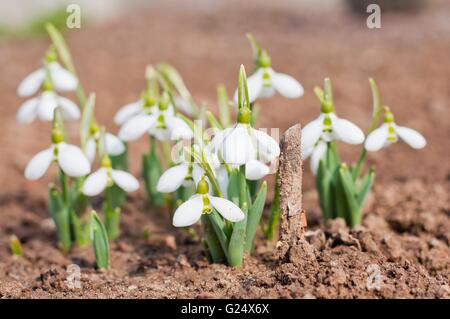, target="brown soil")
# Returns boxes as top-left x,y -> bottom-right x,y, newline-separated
0,1 -> 449,298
